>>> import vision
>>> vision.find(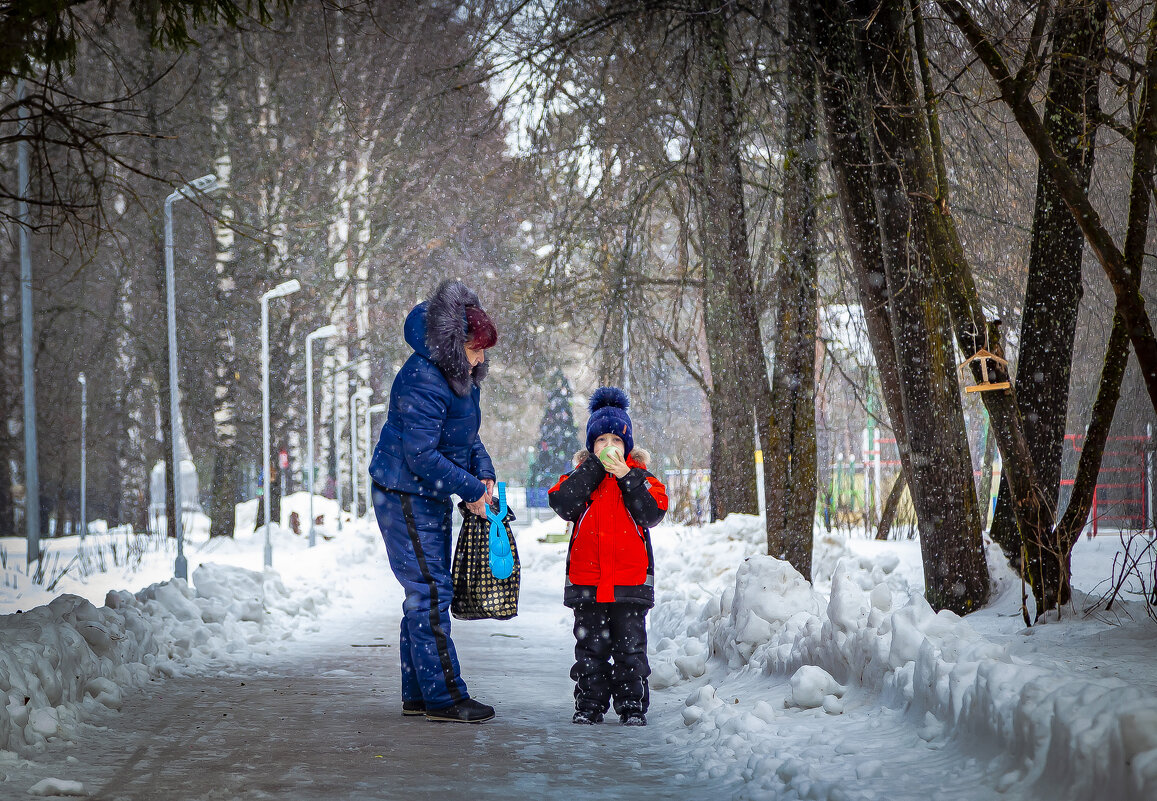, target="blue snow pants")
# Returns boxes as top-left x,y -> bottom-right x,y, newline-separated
371,484 -> 469,710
